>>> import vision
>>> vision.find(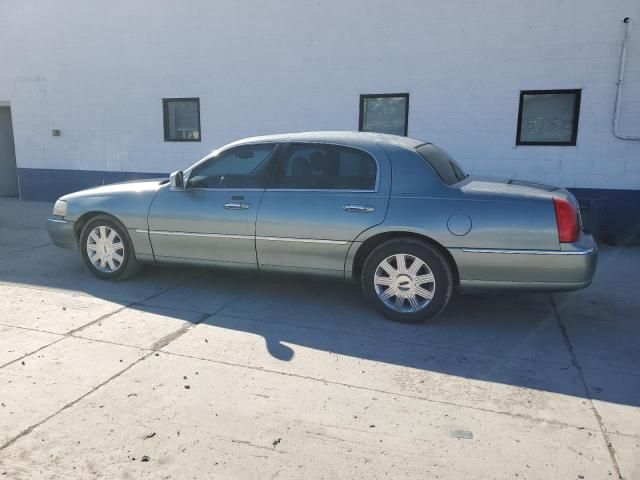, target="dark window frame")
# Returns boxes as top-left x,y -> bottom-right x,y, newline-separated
162,97 -> 201,142
359,93 -> 410,137
516,89 -> 581,146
